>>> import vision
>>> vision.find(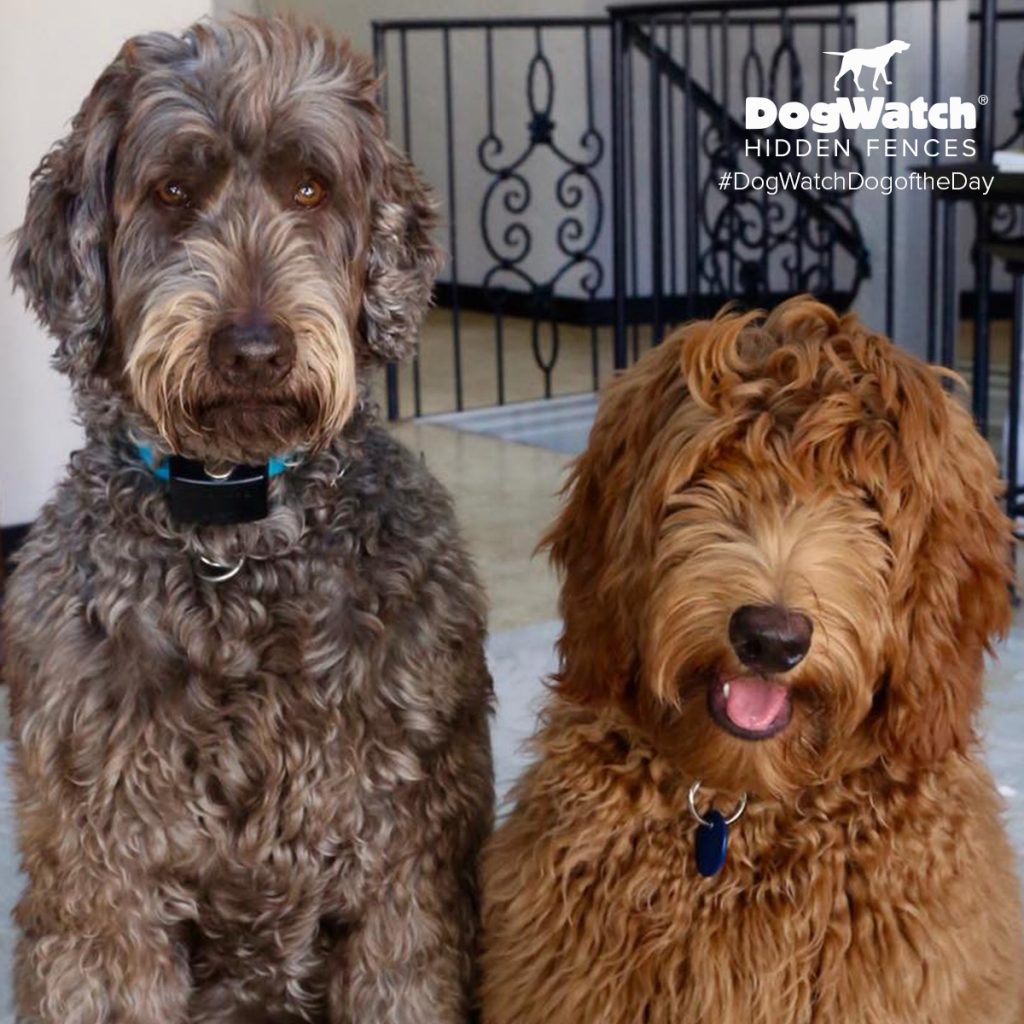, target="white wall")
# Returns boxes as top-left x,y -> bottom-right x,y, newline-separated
260,0 -> 589,52
0,0 -> 210,527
